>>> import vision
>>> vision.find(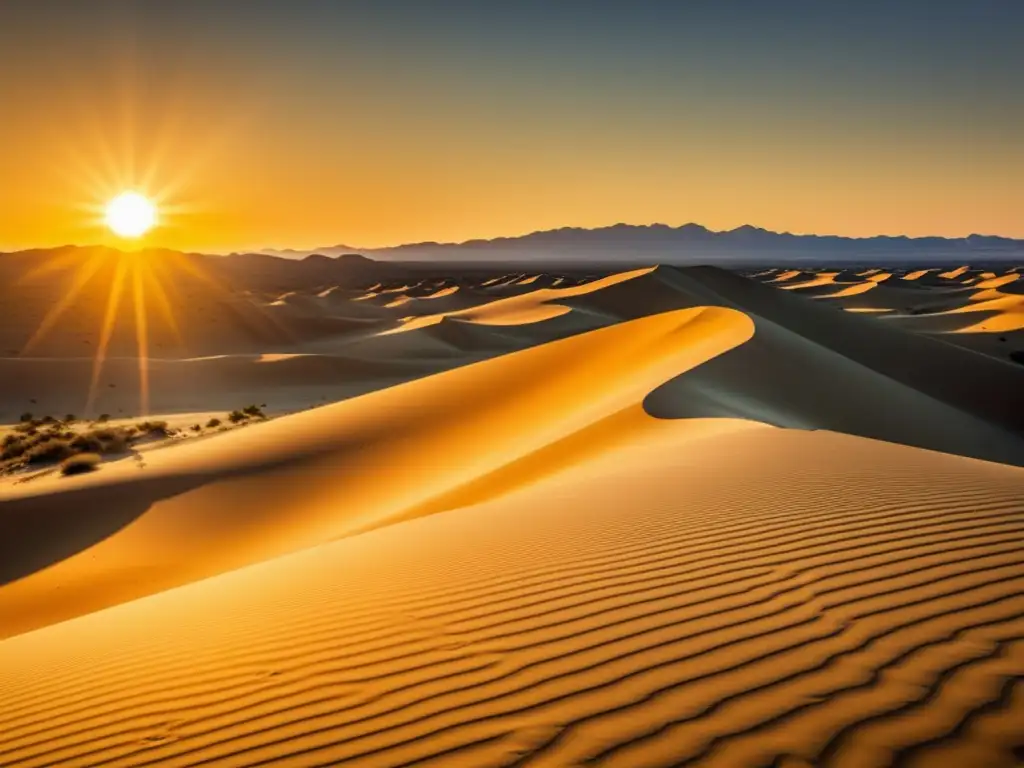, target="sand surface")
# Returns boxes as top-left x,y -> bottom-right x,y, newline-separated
751,265 -> 1024,364
2,251 -> 1024,766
